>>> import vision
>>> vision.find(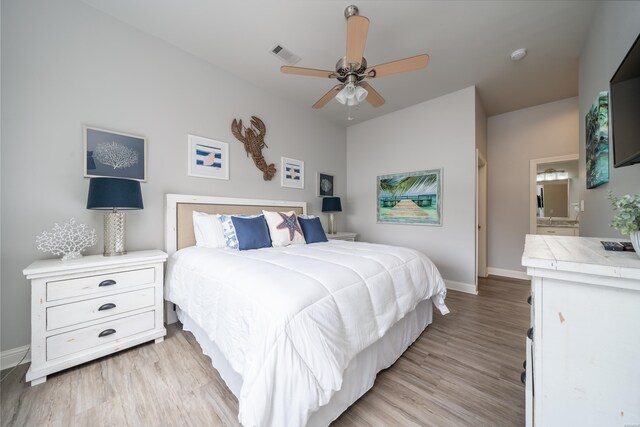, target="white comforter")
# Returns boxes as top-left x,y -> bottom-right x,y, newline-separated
165,240 -> 448,427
